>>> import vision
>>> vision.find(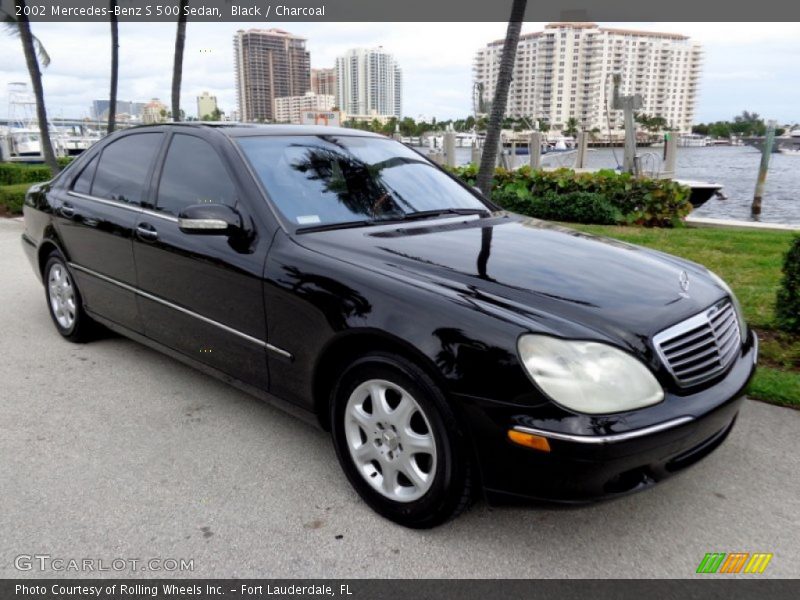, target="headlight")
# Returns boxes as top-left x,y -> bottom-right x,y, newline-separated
707,270 -> 747,343
517,334 -> 664,414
